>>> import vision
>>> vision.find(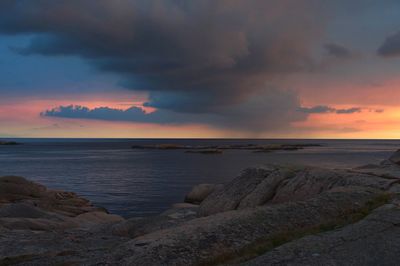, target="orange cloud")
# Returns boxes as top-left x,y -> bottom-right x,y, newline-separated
292,105 -> 400,139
